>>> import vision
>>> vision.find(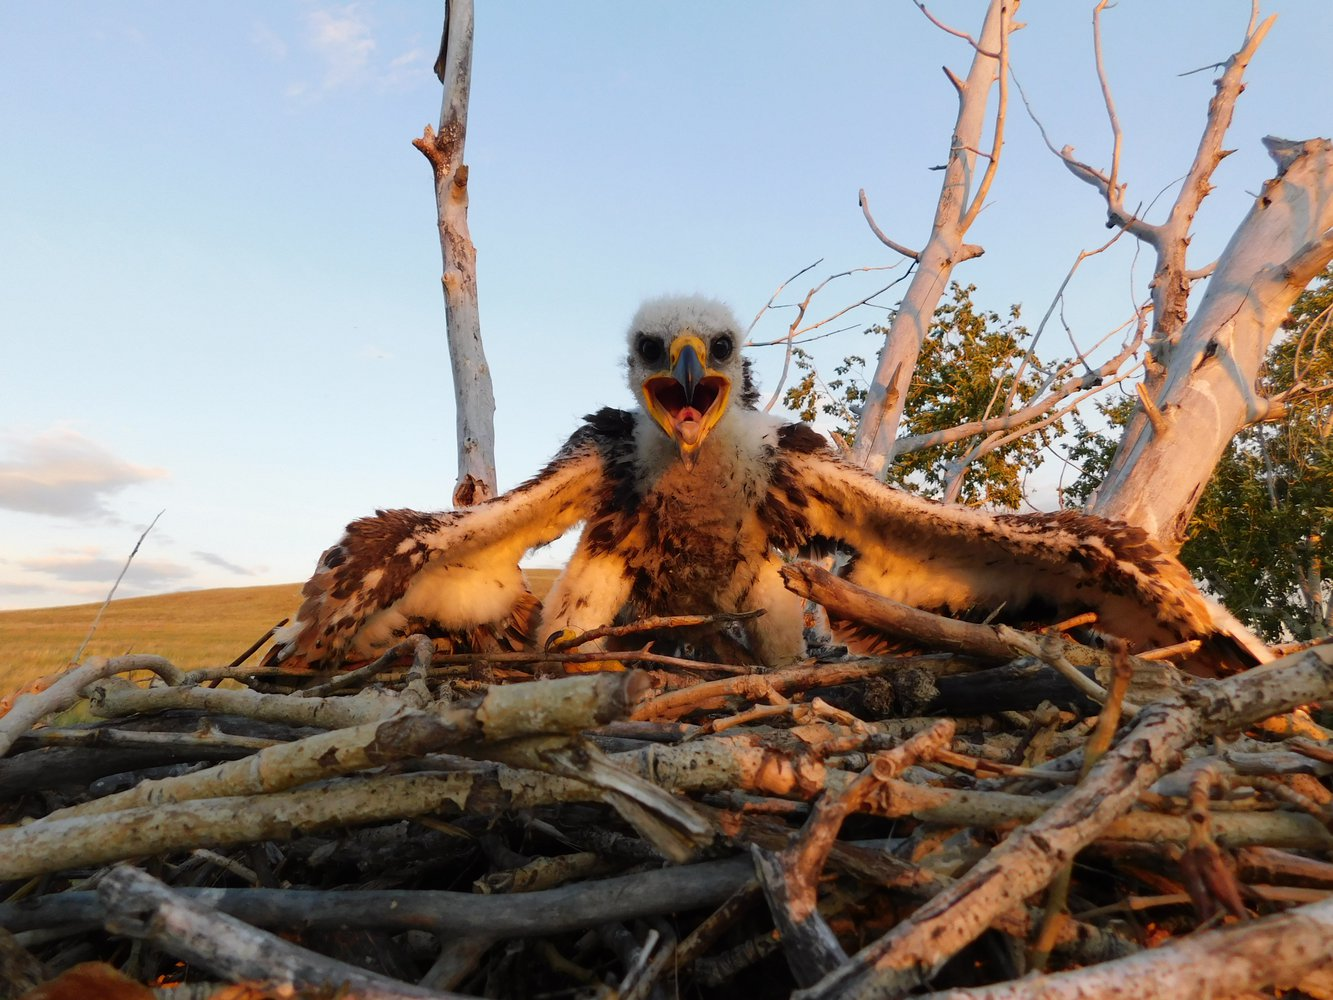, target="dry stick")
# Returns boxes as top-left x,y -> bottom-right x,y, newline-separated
88,674 -> 410,730
1181,766 -> 1248,920
6,856 -> 754,938
414,0 -> 495,506
426,646 -> 758,676
796,642 -> 1333,1000
45,671 -> 644,822
508,737 -> 714,863
1029,641 -> 1133,972
227,618 -> 287,669
0,733 -> 831,880
1237,845 -> 1333,888
914,892 -> 1333,1000
867,778 -> 1332,849
0,655 -> 183,758
547,610 -> 764,650
756,719 -> 957,987
997,627 -> 1139,716
15,726 -> 280,753
289,635 -> 432,698
8,711 -> 1324,884
632,655 -> 920,722
781,561 -> 1171,685
0,772 -> 556,881
99,866 -> 471,1000
72,510 -> 163,664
